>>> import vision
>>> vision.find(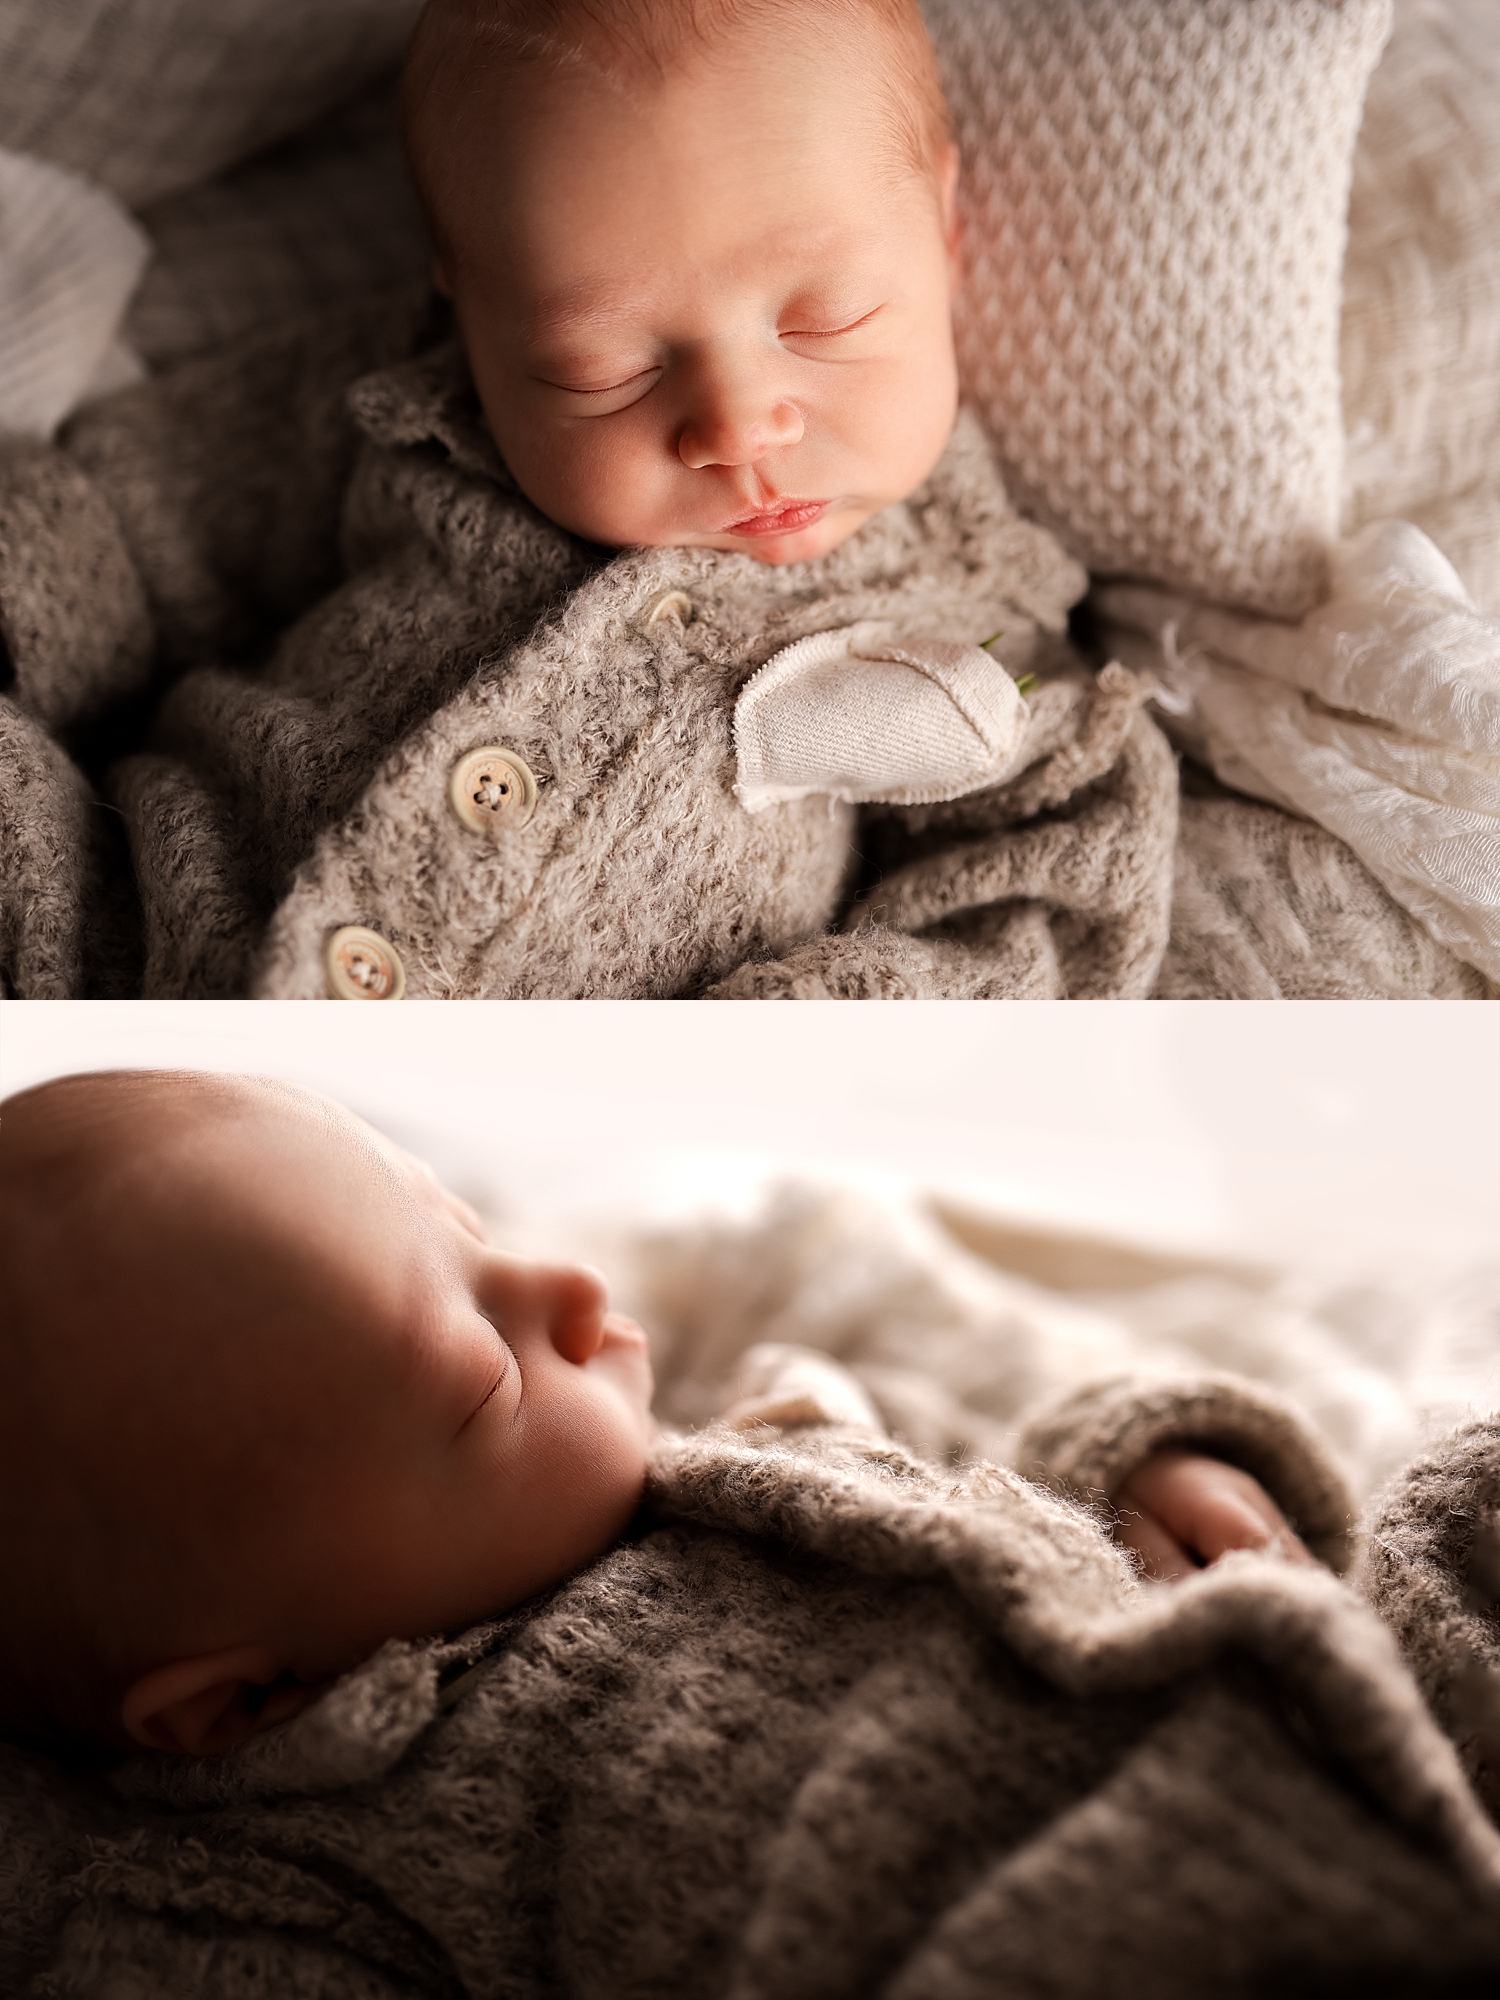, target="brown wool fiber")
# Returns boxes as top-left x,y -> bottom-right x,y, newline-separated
4,1377 -> 1500,1996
